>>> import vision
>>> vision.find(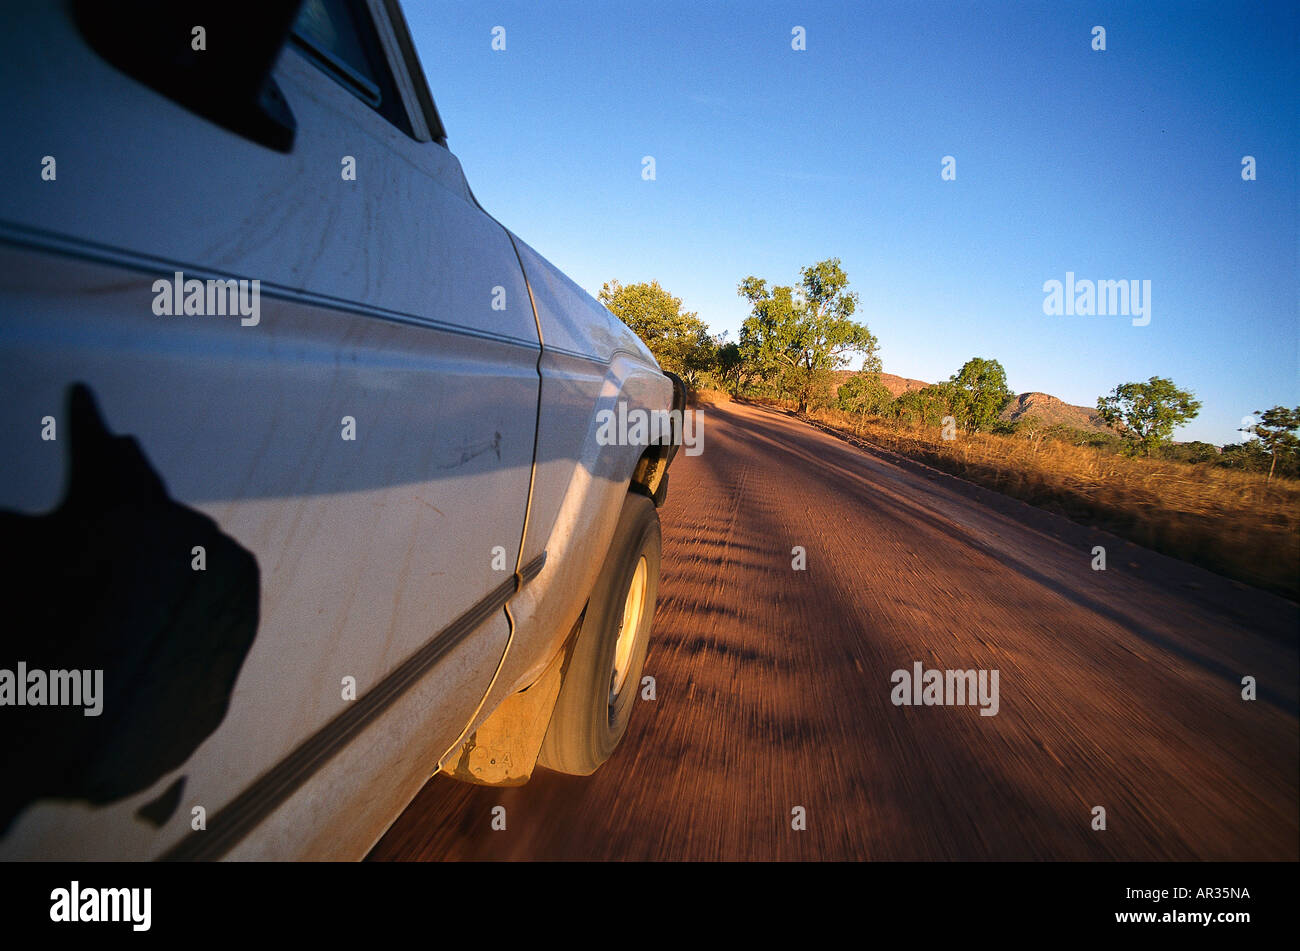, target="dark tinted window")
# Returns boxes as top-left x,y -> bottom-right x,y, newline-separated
292,0 -> 413,135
